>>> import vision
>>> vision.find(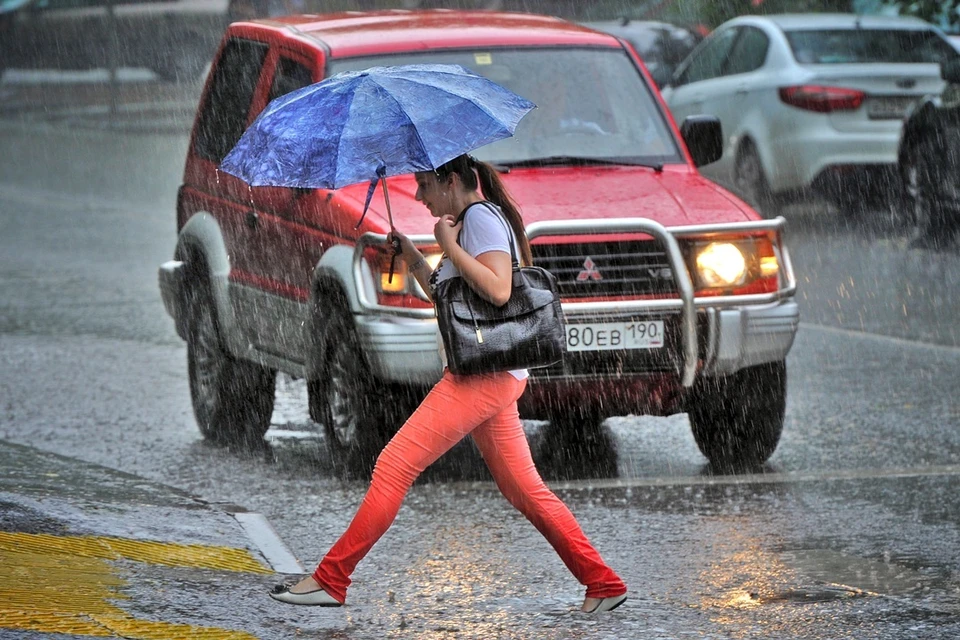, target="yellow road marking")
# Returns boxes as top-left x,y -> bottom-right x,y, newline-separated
0,531 -> 268,638
0,531 -> 269,573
